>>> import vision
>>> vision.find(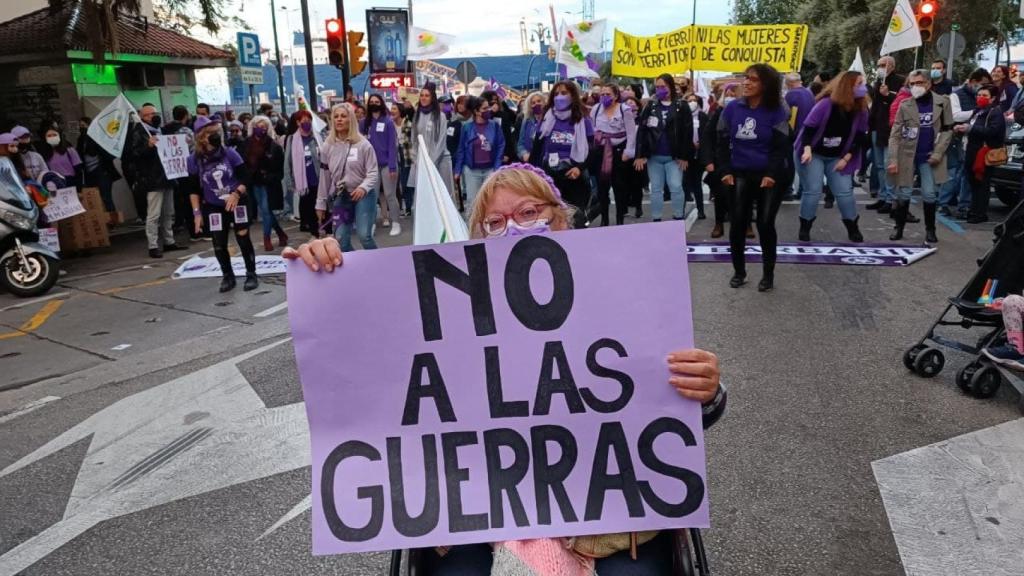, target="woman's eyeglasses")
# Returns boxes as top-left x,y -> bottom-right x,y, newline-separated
483,203 -> 551,236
